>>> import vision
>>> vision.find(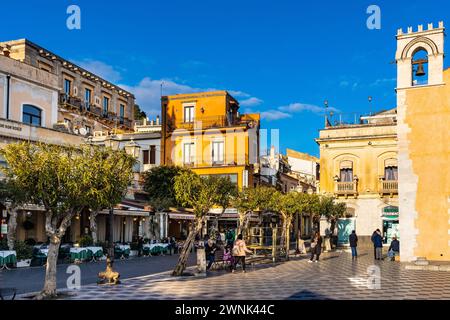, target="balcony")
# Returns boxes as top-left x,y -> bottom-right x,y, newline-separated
379,179 -> 398,197
167,115 -> 253,132
59,93 -> 83,112
334,181 -> 358,198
